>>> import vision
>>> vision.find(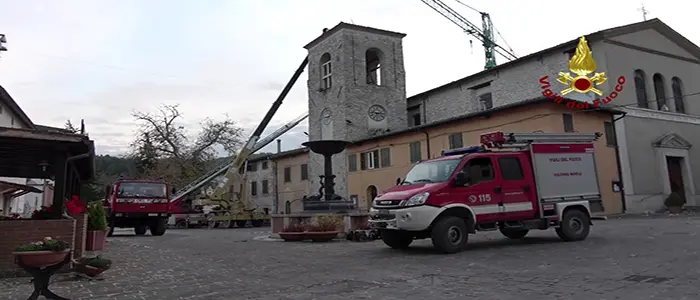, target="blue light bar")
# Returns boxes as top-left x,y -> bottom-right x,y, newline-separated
442,146 -> 483,156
